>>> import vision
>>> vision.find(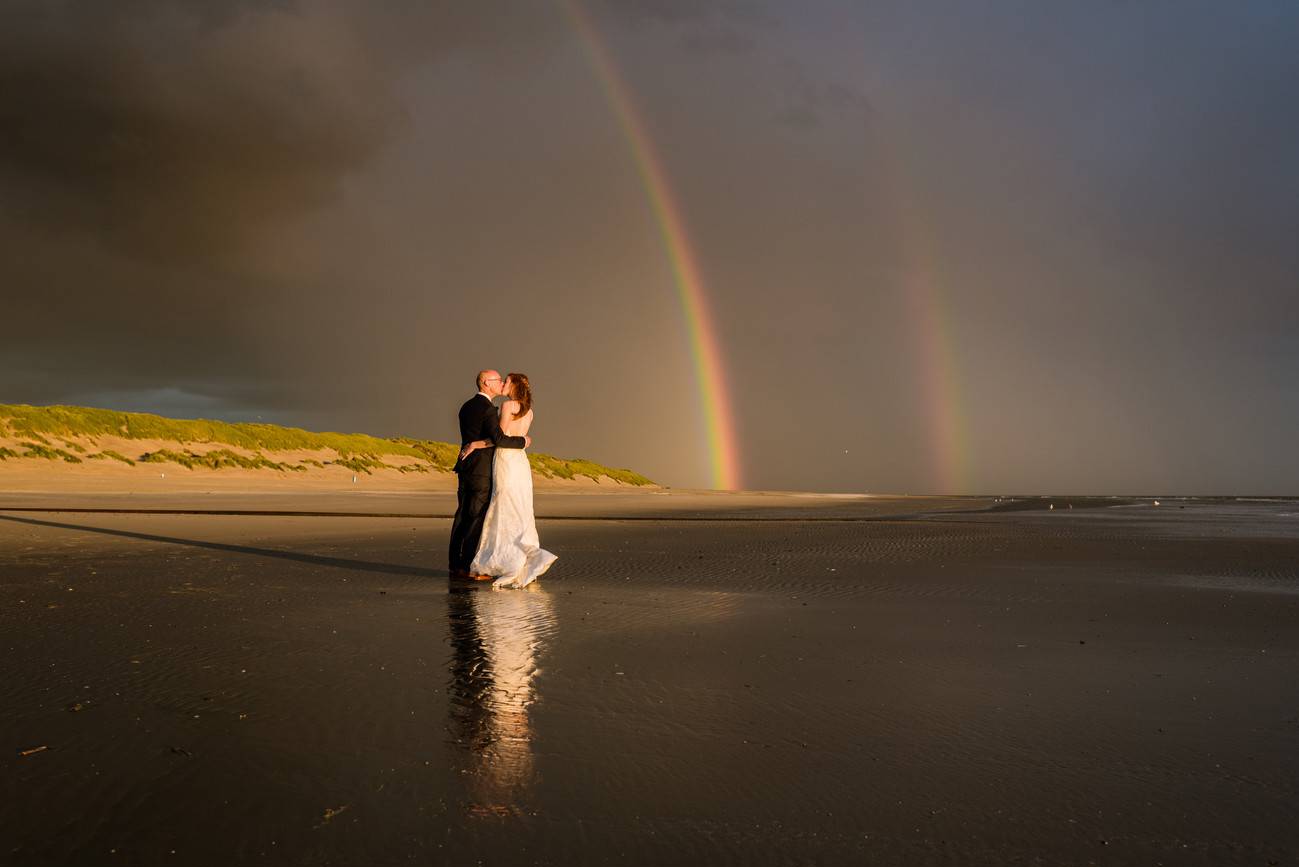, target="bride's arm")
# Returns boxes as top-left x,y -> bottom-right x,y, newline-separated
460,402 -> 530,460
486,401 -> 529,449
